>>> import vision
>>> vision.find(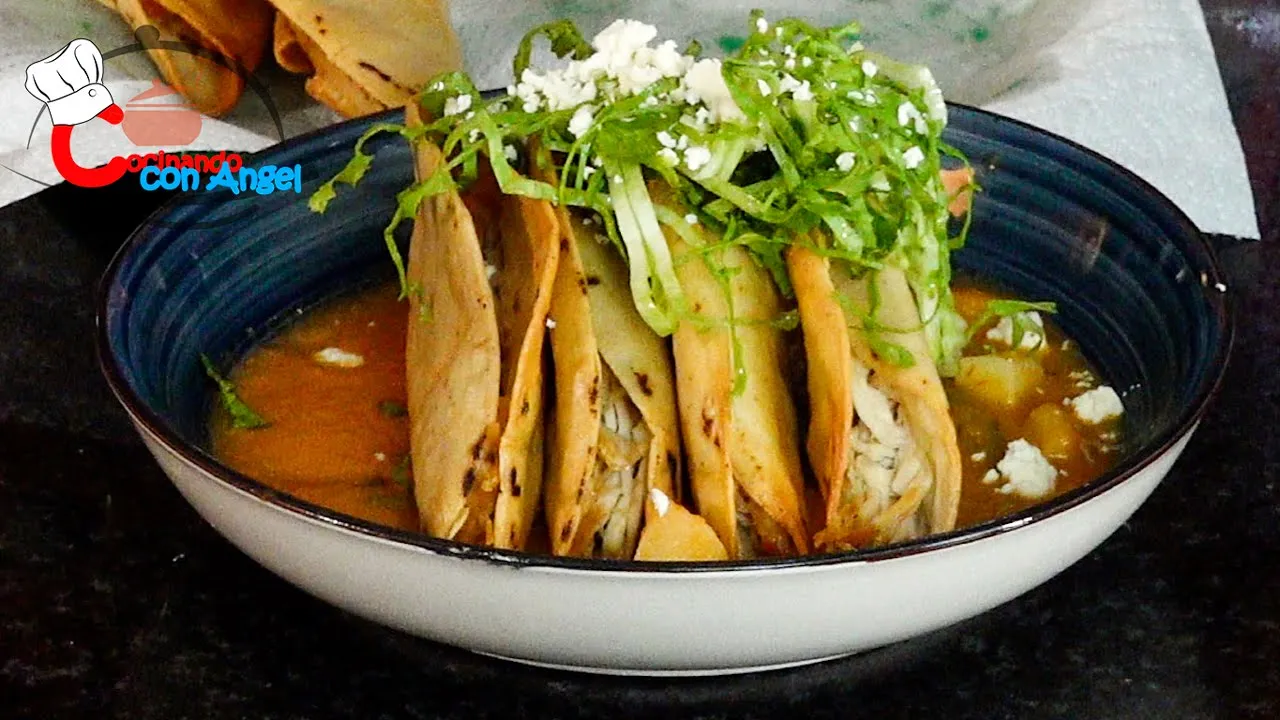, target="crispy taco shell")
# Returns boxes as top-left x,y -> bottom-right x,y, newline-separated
102,0 -> 271,116
539,159 -> 681,558
271,12 -> 381,117
655,190 -> 808,559
789,247 -> 962,549
403,102 -> 559,550
267,0 -> 462,116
